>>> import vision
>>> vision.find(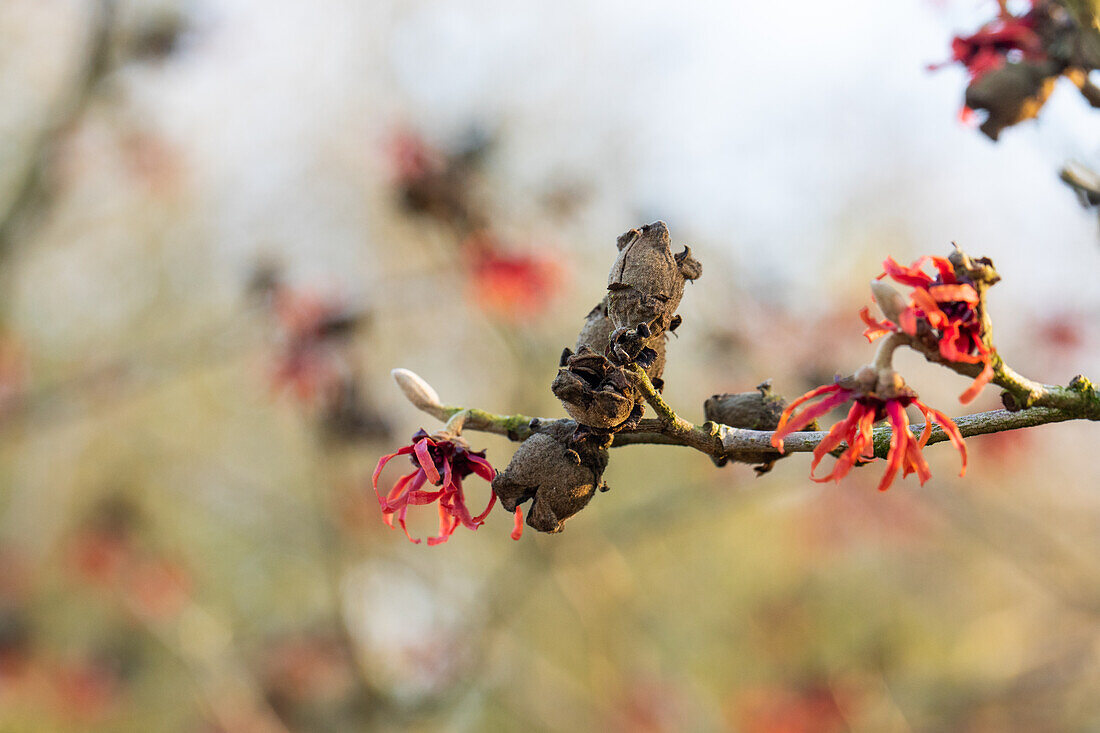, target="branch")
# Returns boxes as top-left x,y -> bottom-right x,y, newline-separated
0,0 -> 116,260
390,368 -> 1098,468
896,332 -> 1100,418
